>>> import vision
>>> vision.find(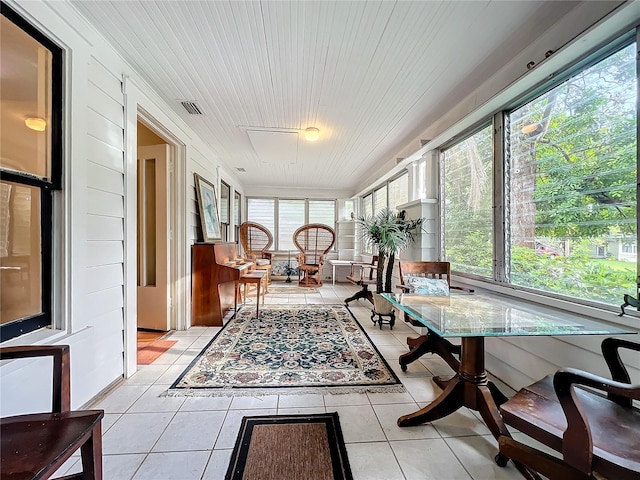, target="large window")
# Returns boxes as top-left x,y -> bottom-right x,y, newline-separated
442,125 -> 494,277
1,4 -> 62,341
219,181 -> 230,242
388,173 -> 408,211
233,190 -> 241,243
246,198 -> 336,251
507,42 -> 636,305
